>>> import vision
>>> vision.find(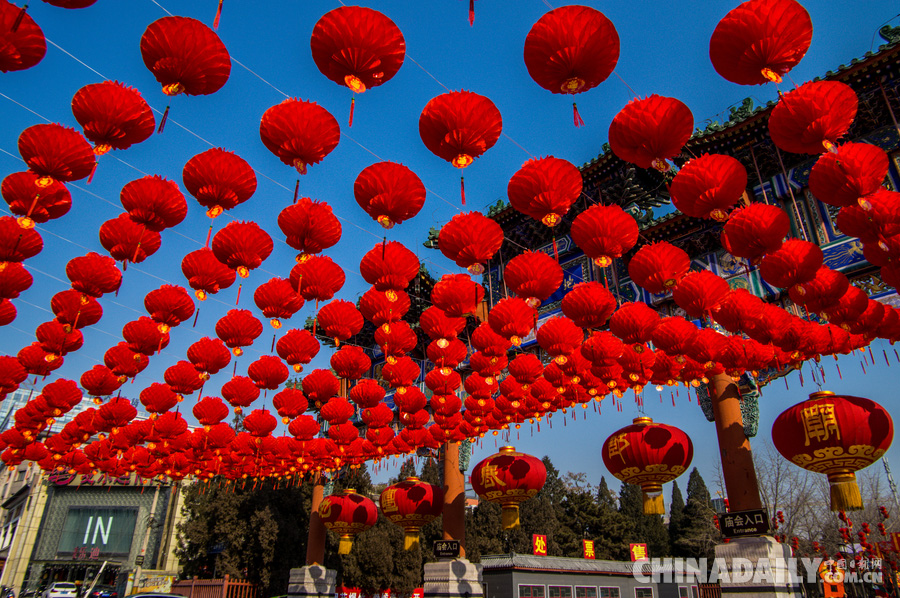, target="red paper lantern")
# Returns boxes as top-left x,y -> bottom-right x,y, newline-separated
560,281 -> 616,329
215,309 -> 263,356
192,396 -> 230,427
80,365 -> 123,399
419,91 -> 502,171
247,355 -> 289,391
290,255 -> 345,303
503,251 -> 563,308
140,383 -> 179,416
316,300 -> 364,344
709,0 -> 812,85
471,322 -> 512,357
349,379 -> 385,410
104,342 -> 148,379
570,204 -> 638,267
187,337 -> 231,375
119,175 -> 187,232
610,302 -> 660,350
0,300 -> 14,327
289,415 -> 320,441
50,290 -> 99,331
602,417 -> 693,514
651,317 -> 699,361
759,239 -> 823,290
0,217 -> 42,262
789,267 -> 849,313
99,213 -> 162,265
278,198 -> 342,257
272,389 -> 307,425
140,16 -> 231,96
183,148 -> 257,218
721,203 -> 790,261
359,241 -> 419,292
18,342 -> 63,377
507,157 -> 583,226
0,0 -> 46,72
358,287 -> 409,327
71,81 -> 155,155
809,143 -> 889,208
375,321 -> 417,360
382,357 -> 420,389
627,242 -> 690,294
243,409 -> 278,438
772,391 -> 893,511
470,446 -> 546,529
536,316 -> 583,363
276,329 -> 320,373
426,338 -> 467,369
438,211 -> 504,274
253,277 -> 303,328
36,320 -> 83,357
18,124 -> 95,186
319,489 -> 378,554
221,376 -> 260,413
1,171 -> 71,227
123,316 -> 169,355
331,346 -> 371,381
354,161 -> 424,229
66,252 -> 121,297
302,369 -> 340,409
164,361 -> 205,397
0,262 -> 32,299
488,298 -> 536,346
181,248 -> 236,300
608,95 -> 693,170
669,154 -> 747,221
260,99 -> 339,174
769,81 -> 858,155
144,285 -> 194,330
211,220 -> 273,279
672,270 -> 730,319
